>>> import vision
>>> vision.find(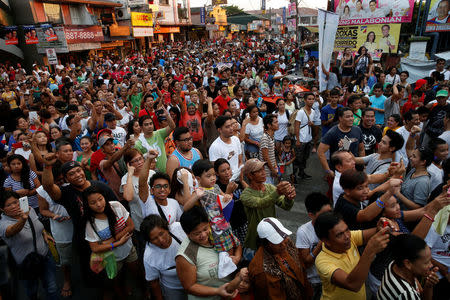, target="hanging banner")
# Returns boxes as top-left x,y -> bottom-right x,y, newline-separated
200,7 -> 206,24
333,23 -> 401,59
46,48 -> 58,65
334,0 -> 414,25
287,18 -> 297,32
131,12 -> 153,27
64,25 -> 104,44
23,25 -> 39,44
425,0 -> 450,32
41,24 -> 58,41
36,26 -> 68,54
283,7 -> 287,24
3,26 -> 18,45
318,9 -> 340,92
288,3 -> 297,17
